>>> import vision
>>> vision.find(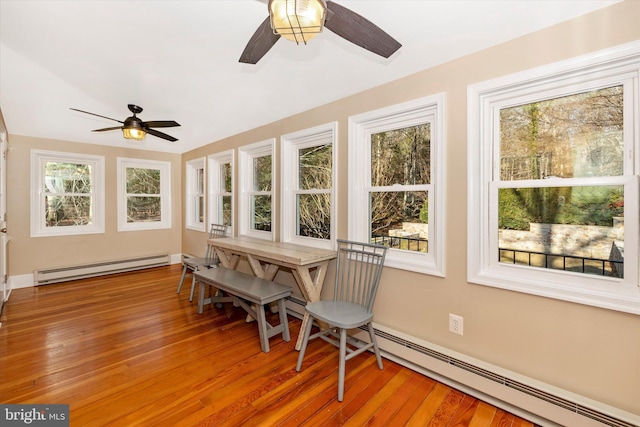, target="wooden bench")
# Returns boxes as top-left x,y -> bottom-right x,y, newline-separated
194,267 -> 292,353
